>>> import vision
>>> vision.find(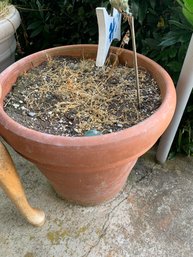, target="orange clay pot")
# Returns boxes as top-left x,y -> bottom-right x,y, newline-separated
0,45 -> 176,205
